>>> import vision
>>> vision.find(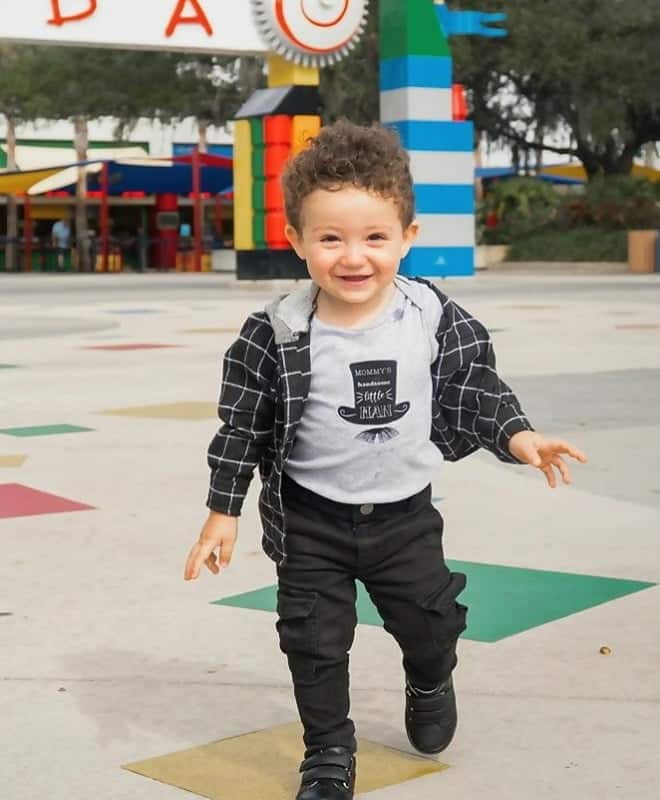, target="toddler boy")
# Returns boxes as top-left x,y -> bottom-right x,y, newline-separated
184,120 -> 587,800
